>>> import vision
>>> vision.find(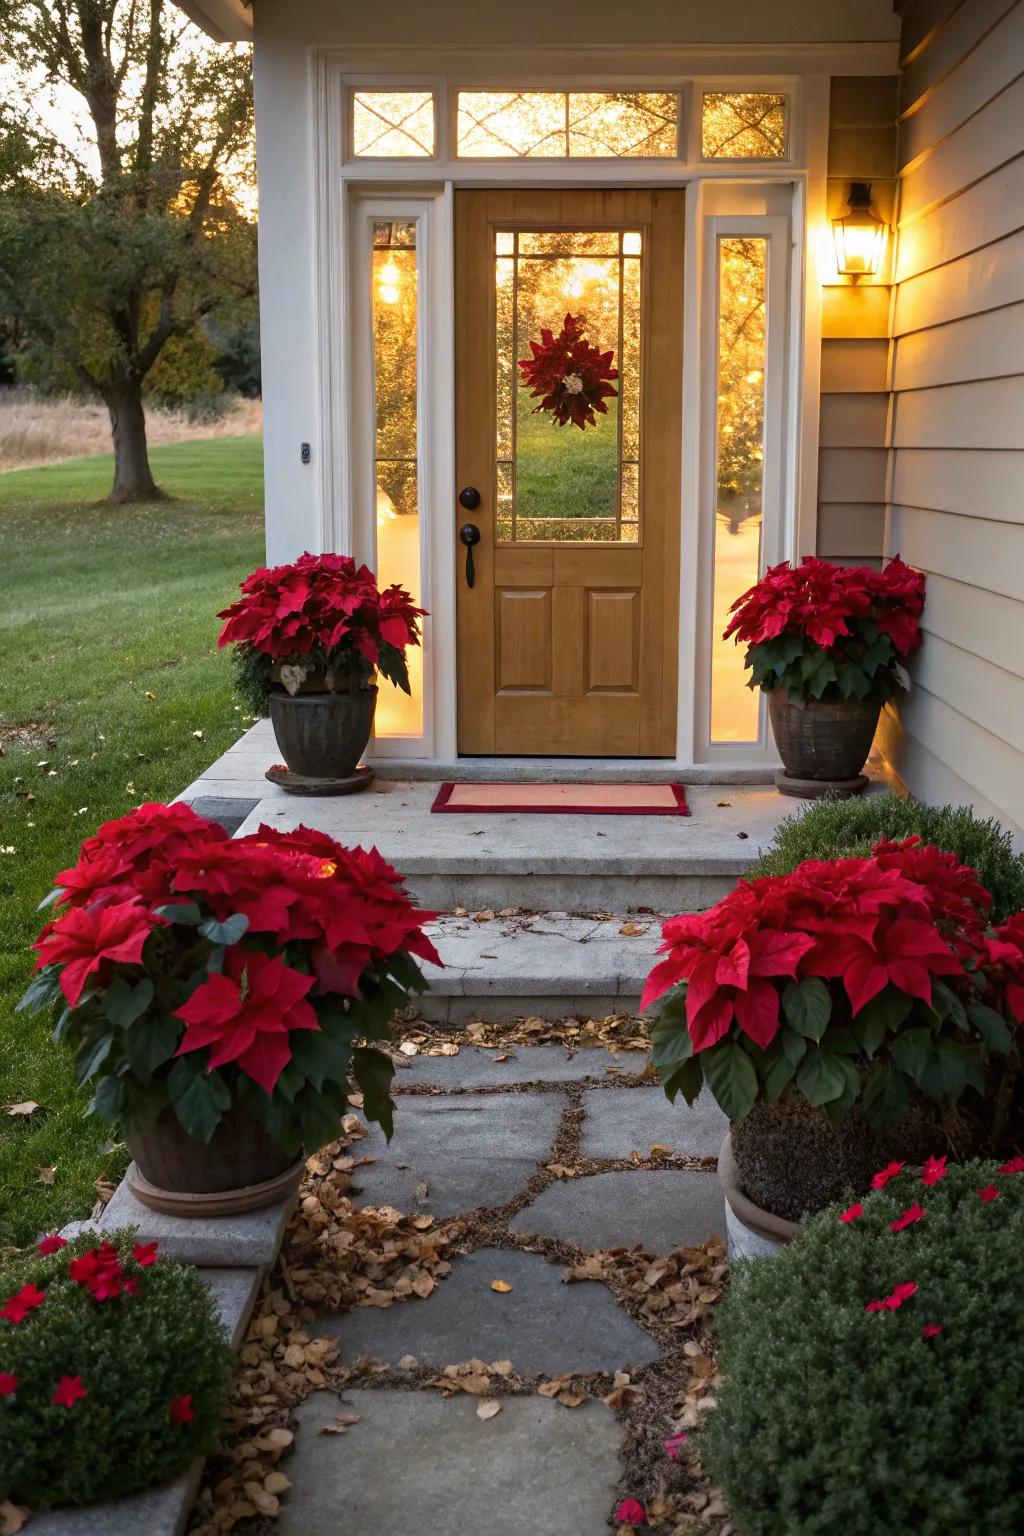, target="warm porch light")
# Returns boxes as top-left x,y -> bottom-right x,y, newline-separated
377,259 -> 402,304
832,183 -> 888,279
